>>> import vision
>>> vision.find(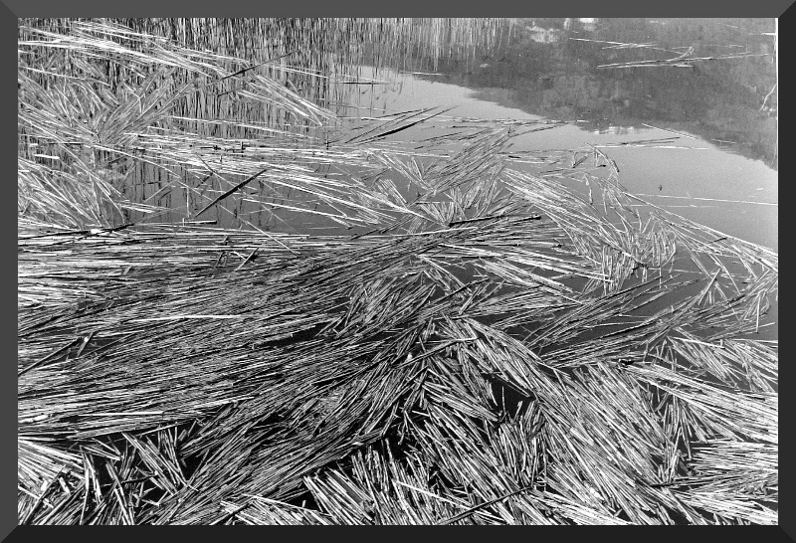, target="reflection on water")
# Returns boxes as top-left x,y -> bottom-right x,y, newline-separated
336,64 -> 777,251
112,18 -> 775,176
525,24 -> 563,44
400,18 -> 776,170
346,18 -> 777,249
